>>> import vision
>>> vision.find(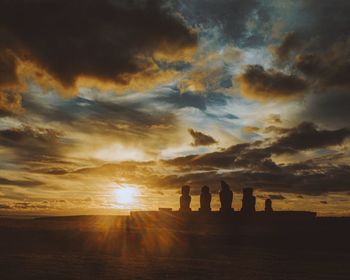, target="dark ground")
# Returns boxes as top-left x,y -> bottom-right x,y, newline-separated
0,216 -> 349,280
